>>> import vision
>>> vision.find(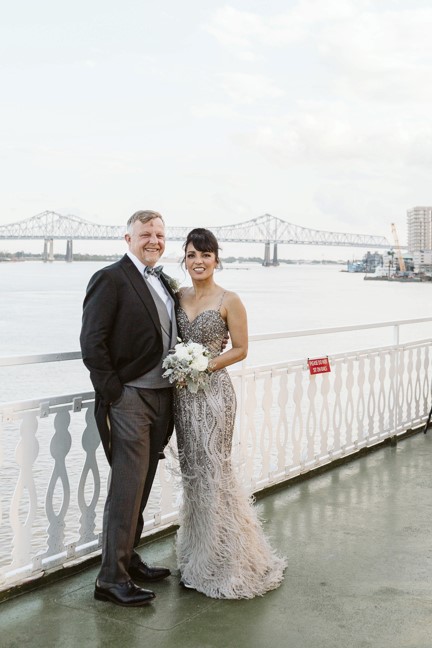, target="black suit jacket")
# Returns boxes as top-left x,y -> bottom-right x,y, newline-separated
80,254 -> 178,462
